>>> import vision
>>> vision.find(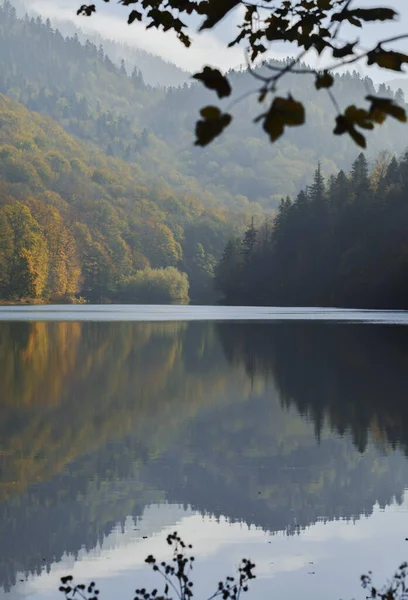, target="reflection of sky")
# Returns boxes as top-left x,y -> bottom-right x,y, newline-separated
8,494 -> 408,600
